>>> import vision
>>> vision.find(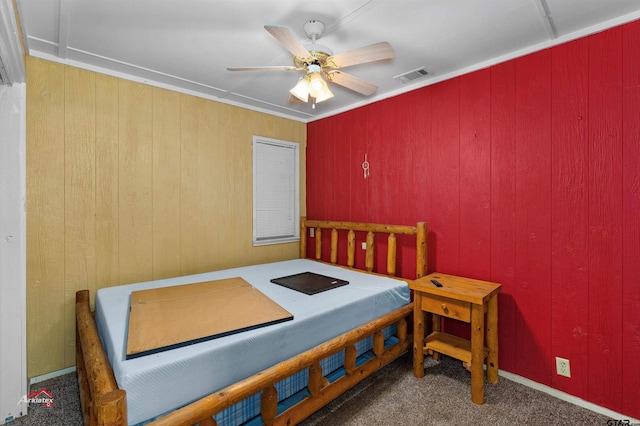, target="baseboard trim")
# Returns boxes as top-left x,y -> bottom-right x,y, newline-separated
499,369 -> 640,423
29,366 -> 76,385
